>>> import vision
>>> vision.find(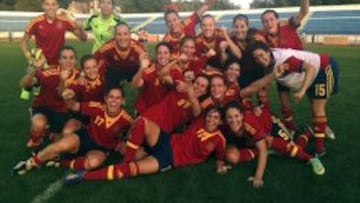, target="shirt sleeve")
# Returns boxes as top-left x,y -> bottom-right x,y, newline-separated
80,102 -> 101,116
284,56 -> 304,72
244,112 -> 266,142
